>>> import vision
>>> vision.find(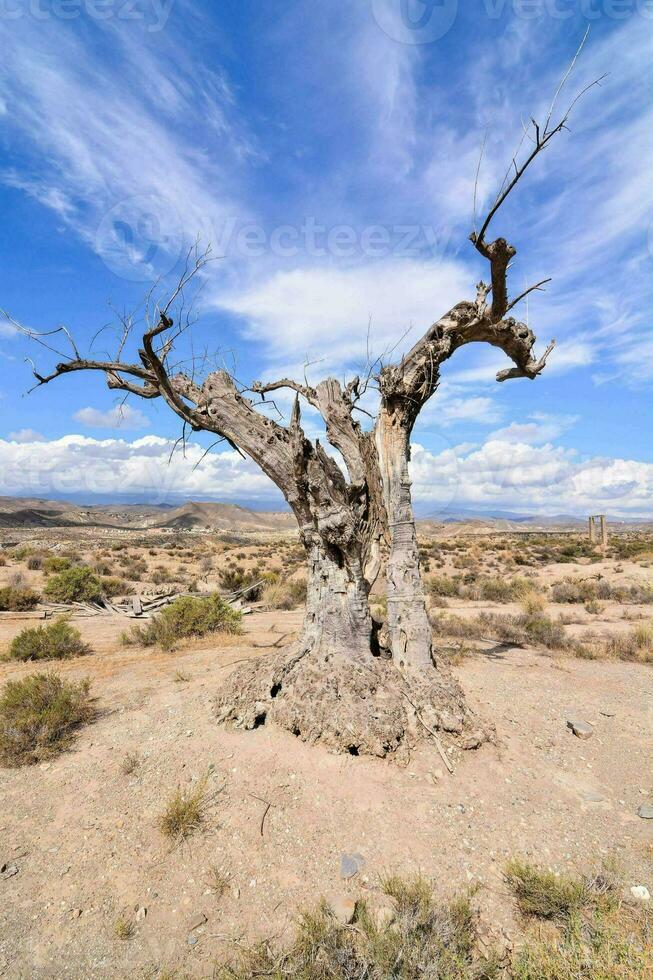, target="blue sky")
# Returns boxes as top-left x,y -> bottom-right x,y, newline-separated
0,0 -> 651,515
